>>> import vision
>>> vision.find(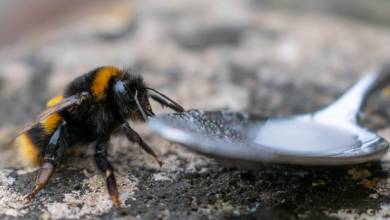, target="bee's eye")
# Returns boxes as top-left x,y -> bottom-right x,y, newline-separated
114,81 -> 126,93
